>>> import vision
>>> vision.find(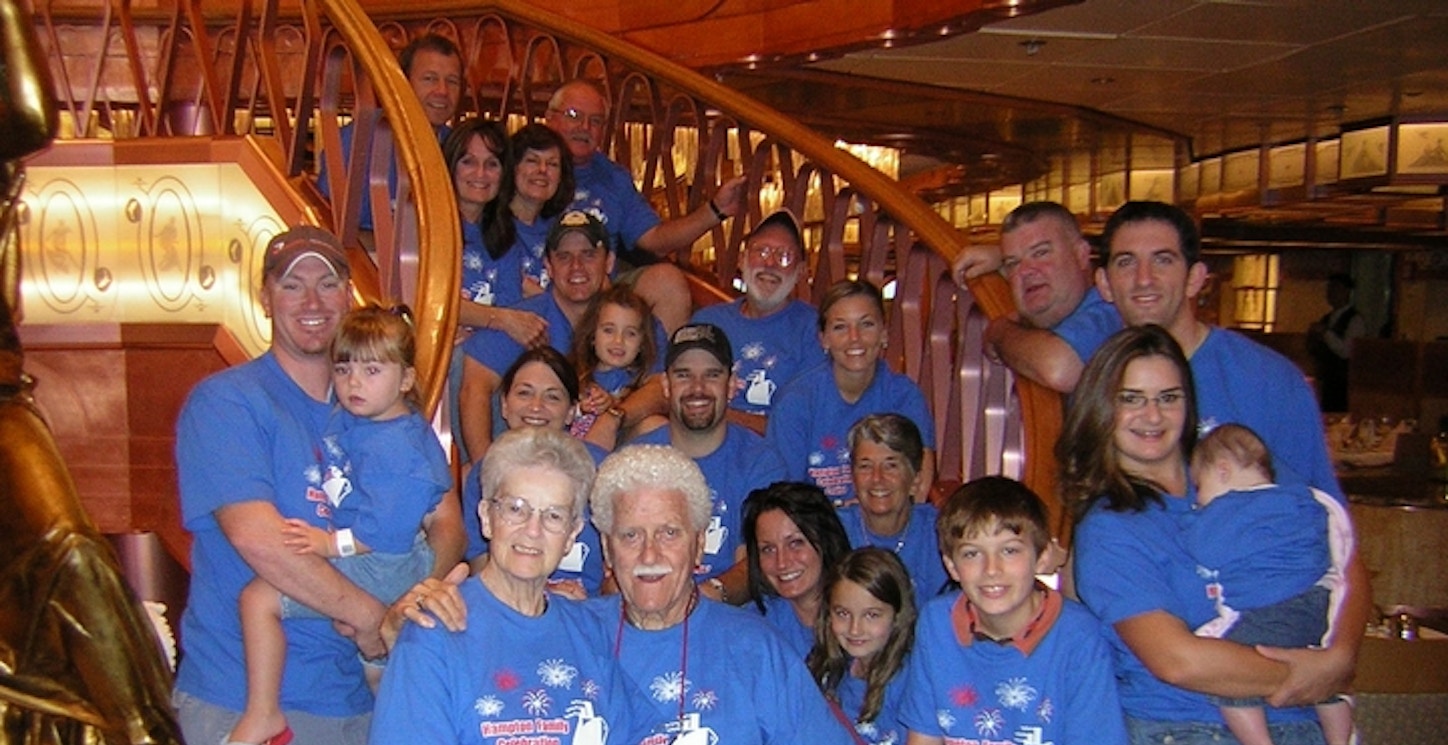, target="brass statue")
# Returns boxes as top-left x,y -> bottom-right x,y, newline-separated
0,0 -> 185,742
